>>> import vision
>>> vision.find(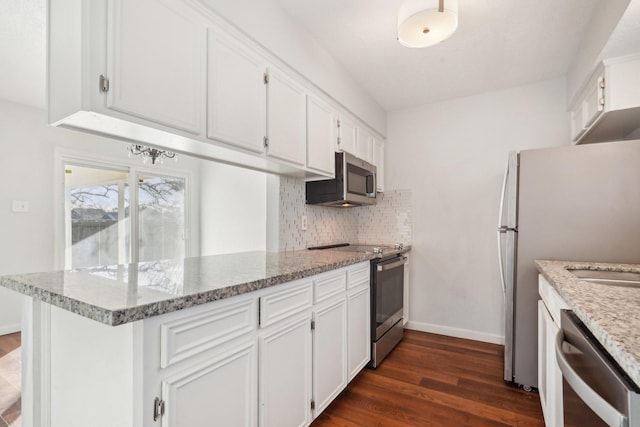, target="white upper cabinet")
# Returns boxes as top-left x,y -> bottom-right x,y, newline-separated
107,0 -> 205,134
571,55 -> 640,144
373,137 -> 384,192
337,116 -> 358,155
207,28 -> 267,153
48,0 -> 384,177
266,67 -> 307,166
306,95 -> 336,177
356,127 -> 374,164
